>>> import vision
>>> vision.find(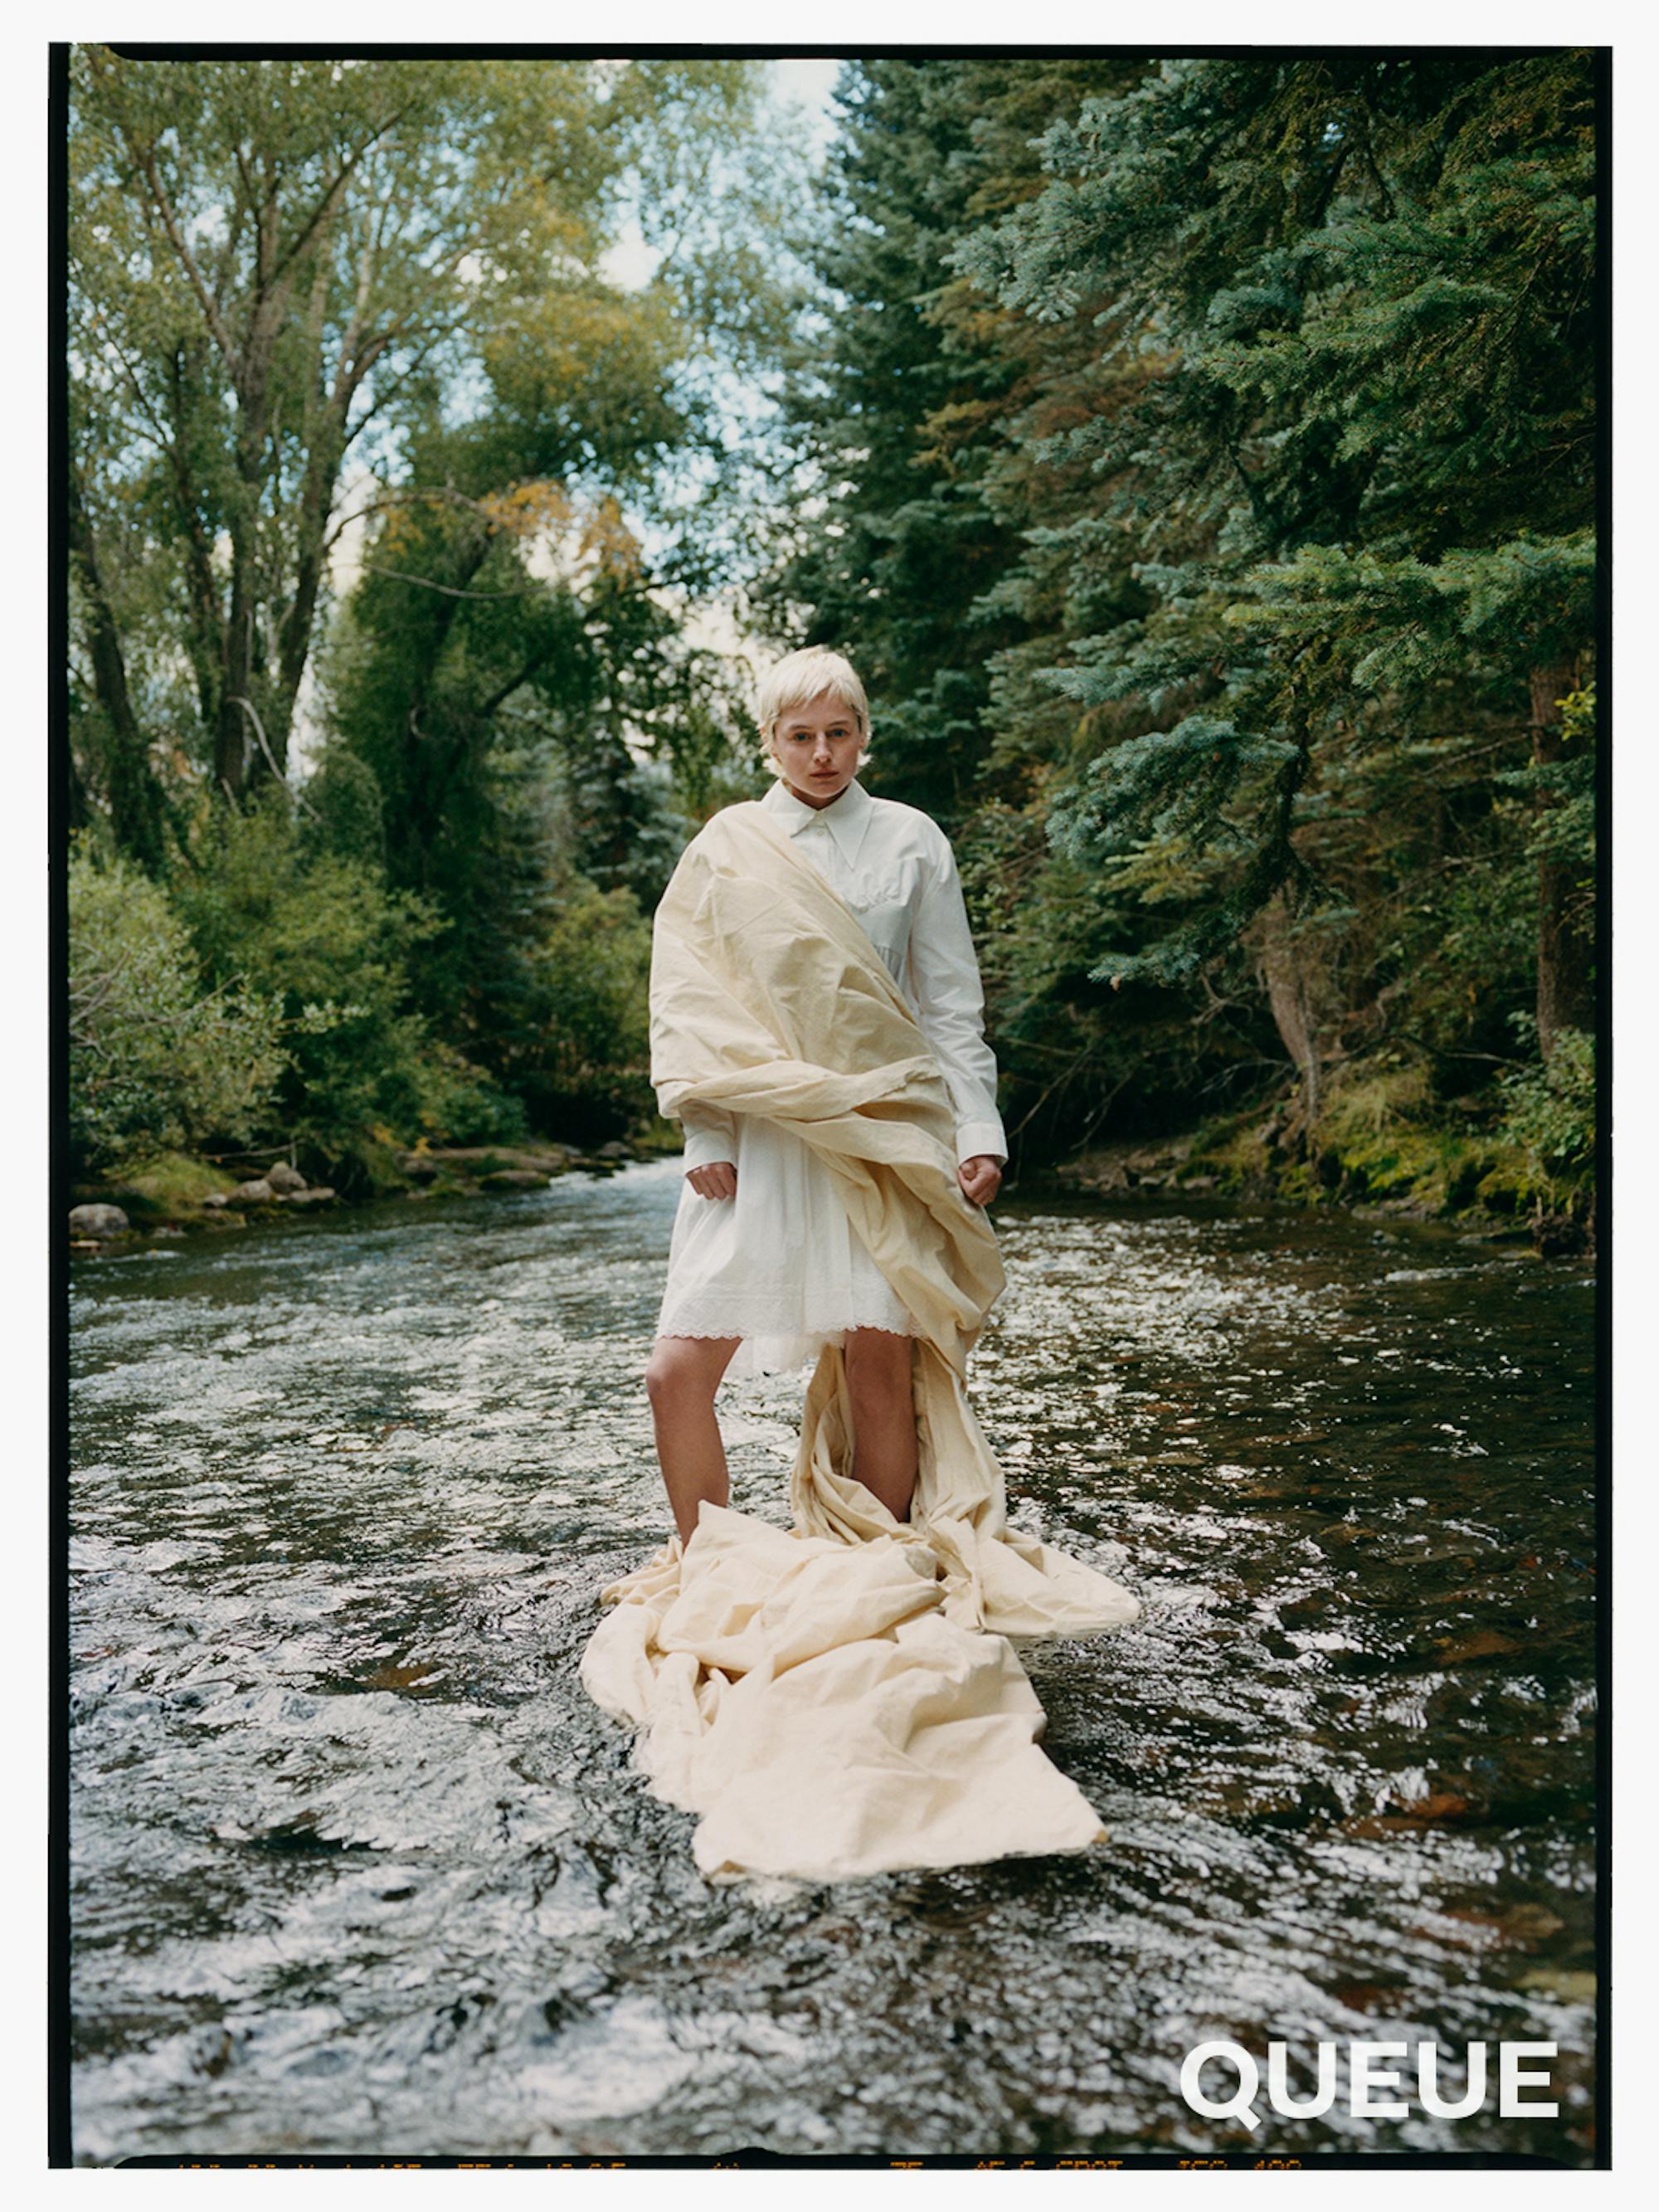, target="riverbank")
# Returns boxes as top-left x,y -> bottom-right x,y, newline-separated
1048,1066 -> 1596,1259
67,1133 -> 677,1253
70,1066 -> 1595,1261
